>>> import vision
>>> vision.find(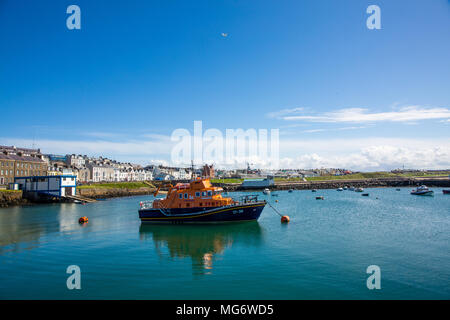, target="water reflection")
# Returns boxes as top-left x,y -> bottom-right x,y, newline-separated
139,222 -> 264,275
0,203 -> 90,255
